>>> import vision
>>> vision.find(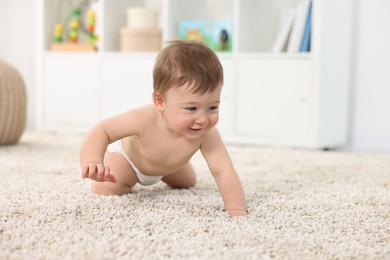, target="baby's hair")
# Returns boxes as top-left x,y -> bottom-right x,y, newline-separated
153,40 -> 223,96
